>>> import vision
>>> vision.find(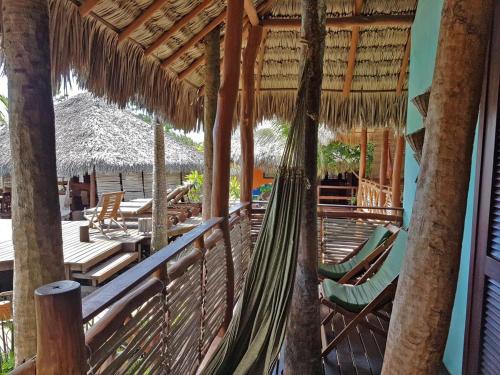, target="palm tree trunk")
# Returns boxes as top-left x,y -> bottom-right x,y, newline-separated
202,28 -> 220,220
2,0 -> 65,364
285,0 -> 326,373
152,117 -> 169,251
382,1 -> 493,373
